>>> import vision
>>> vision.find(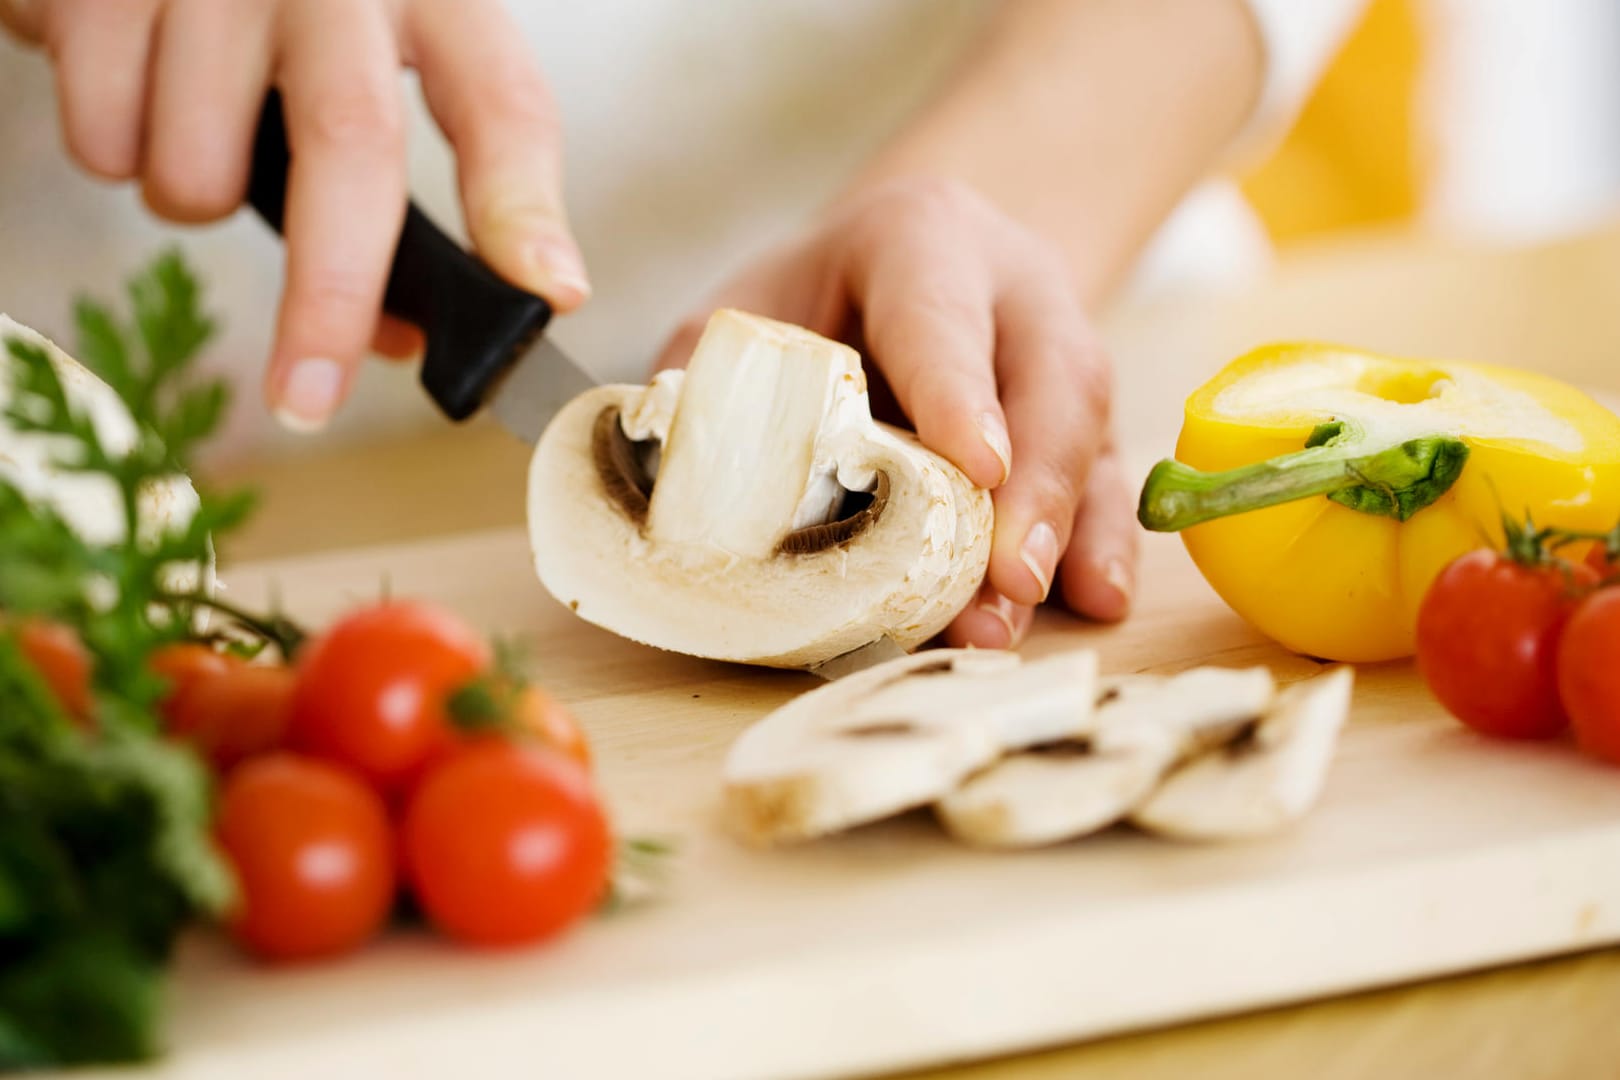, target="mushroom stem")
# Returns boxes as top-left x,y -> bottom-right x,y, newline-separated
645,311 -> 868,558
